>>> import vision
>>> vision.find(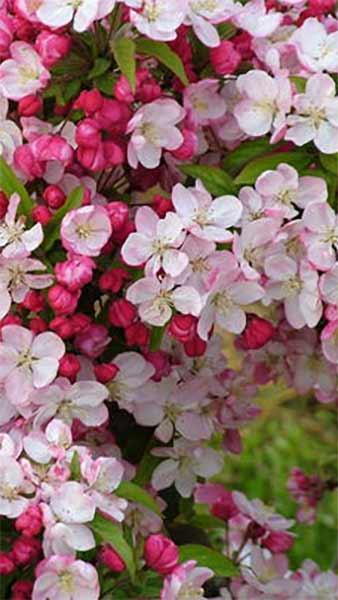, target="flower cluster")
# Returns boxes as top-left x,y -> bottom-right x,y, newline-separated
0,0 -> 336,597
